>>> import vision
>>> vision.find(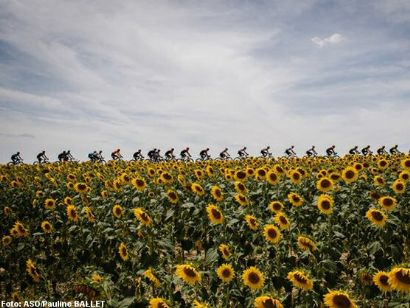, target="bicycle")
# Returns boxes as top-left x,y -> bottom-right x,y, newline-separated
7,158 -> 24,166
